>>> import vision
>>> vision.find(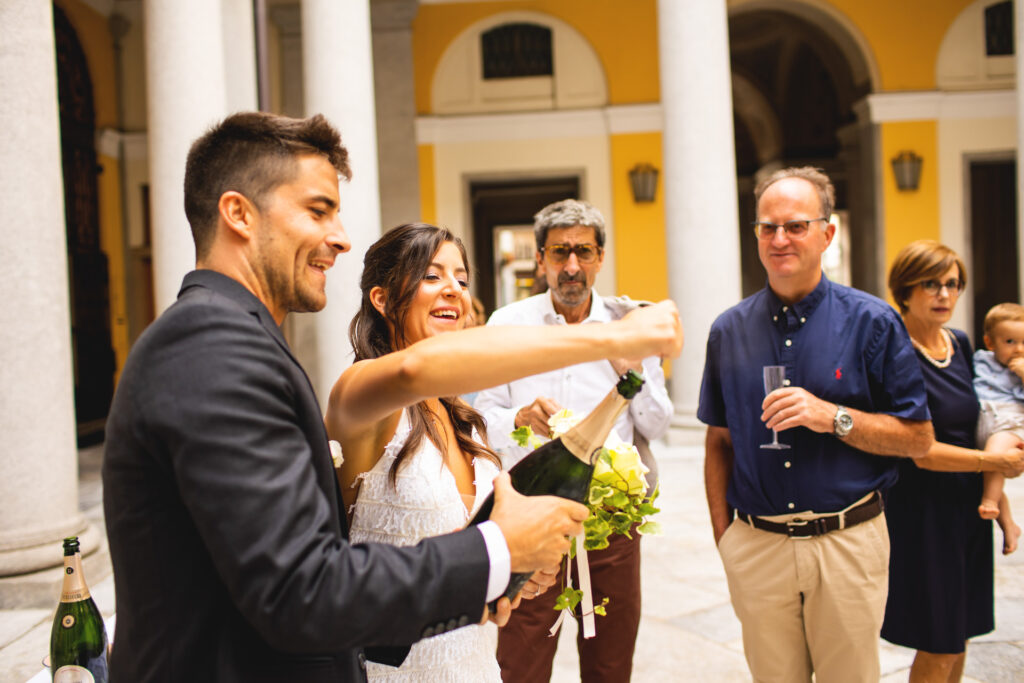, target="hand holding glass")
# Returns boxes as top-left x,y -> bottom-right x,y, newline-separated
761,366 -> 791,450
